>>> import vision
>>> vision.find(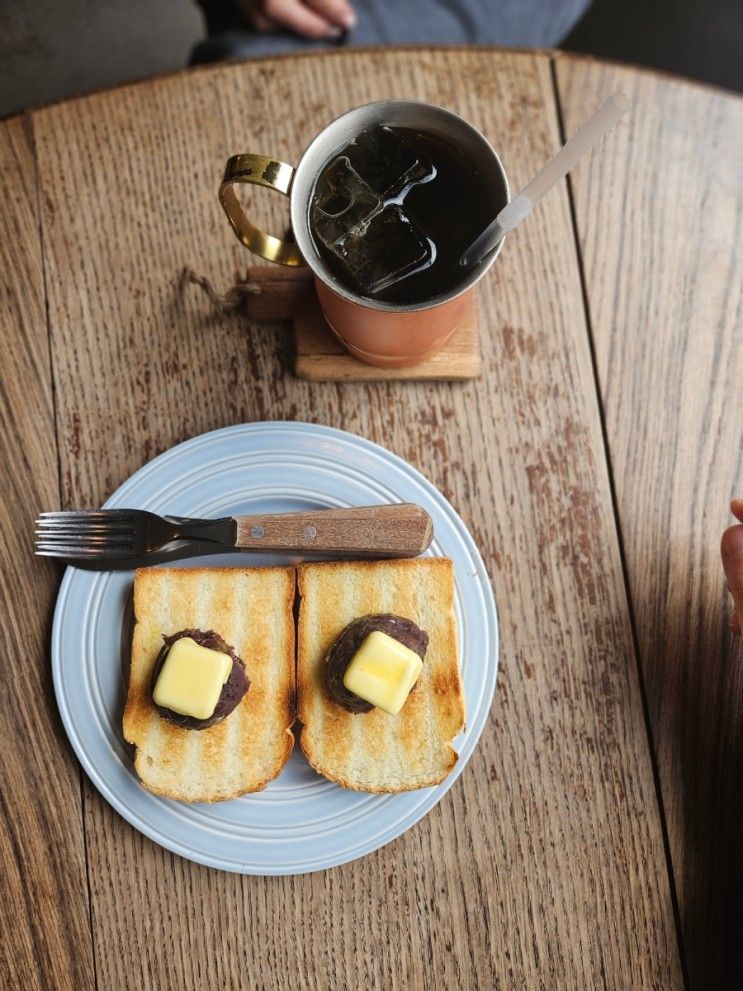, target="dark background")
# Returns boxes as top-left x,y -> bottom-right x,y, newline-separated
563,0 -> 742,92
1,0 -> 741,118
